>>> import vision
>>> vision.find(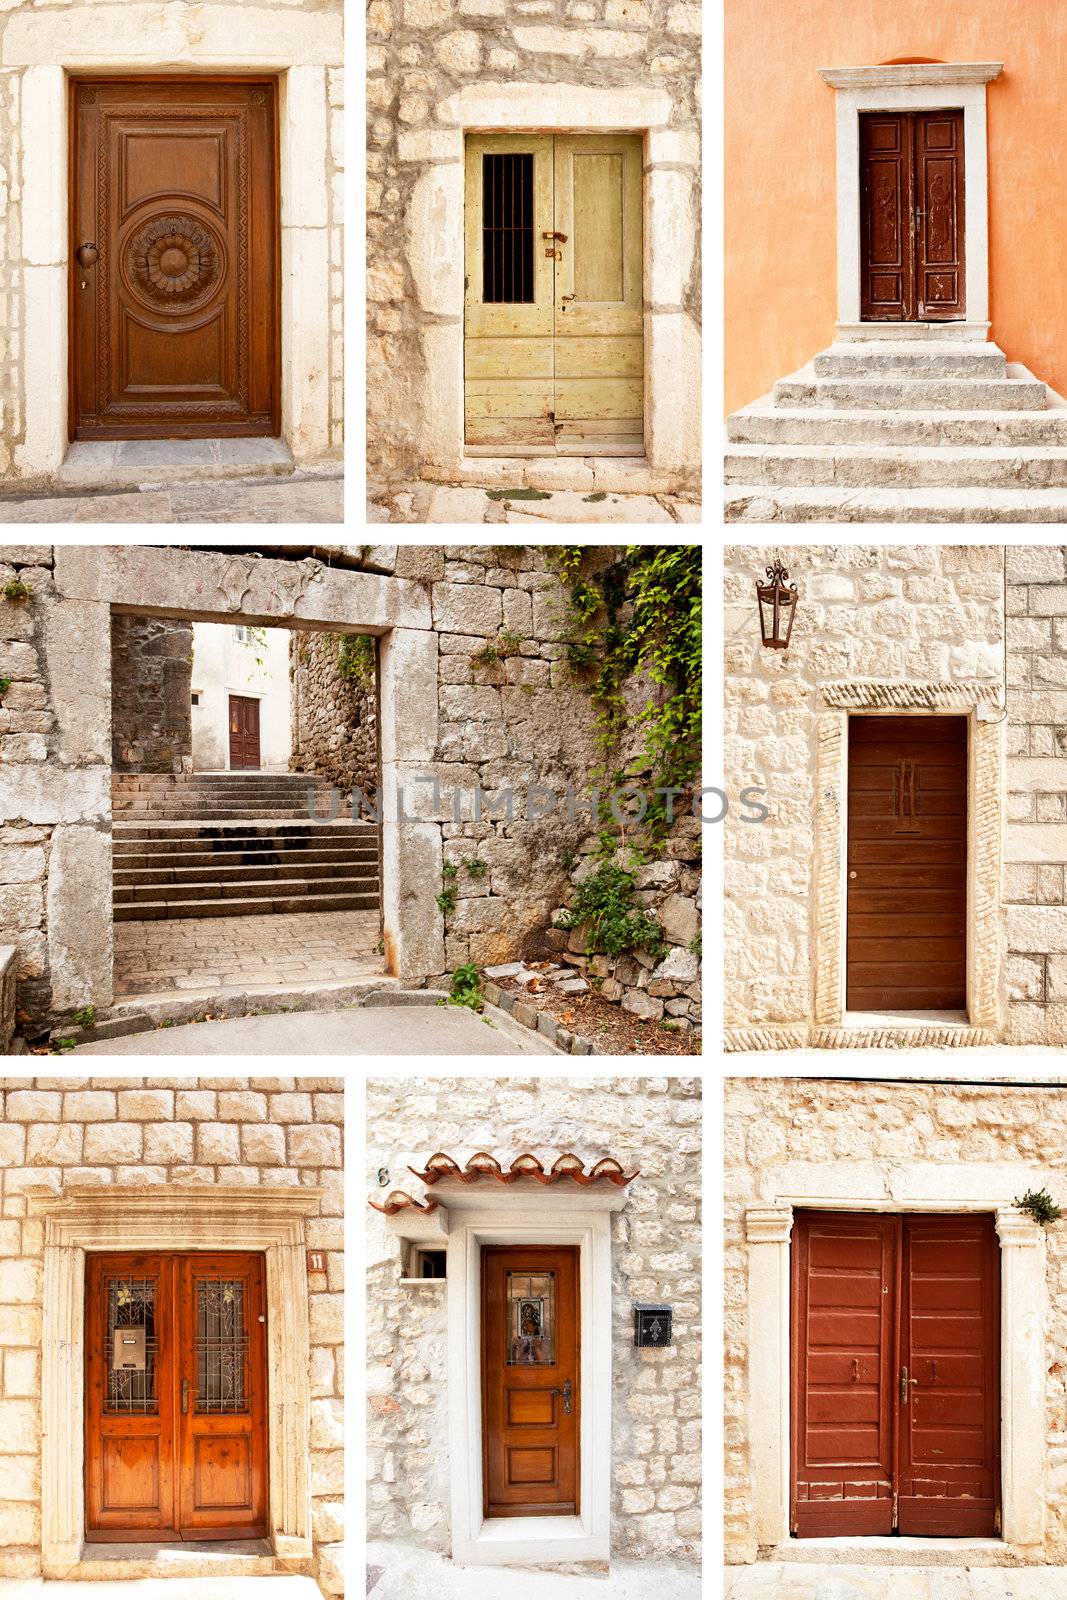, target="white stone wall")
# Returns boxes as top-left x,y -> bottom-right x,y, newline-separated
367,1074 -> 702,1561
0,1074 -> 343,1592
724,1077 -> 1067,1565
191,622 -> 292,773
723,544 -> 1005,1035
